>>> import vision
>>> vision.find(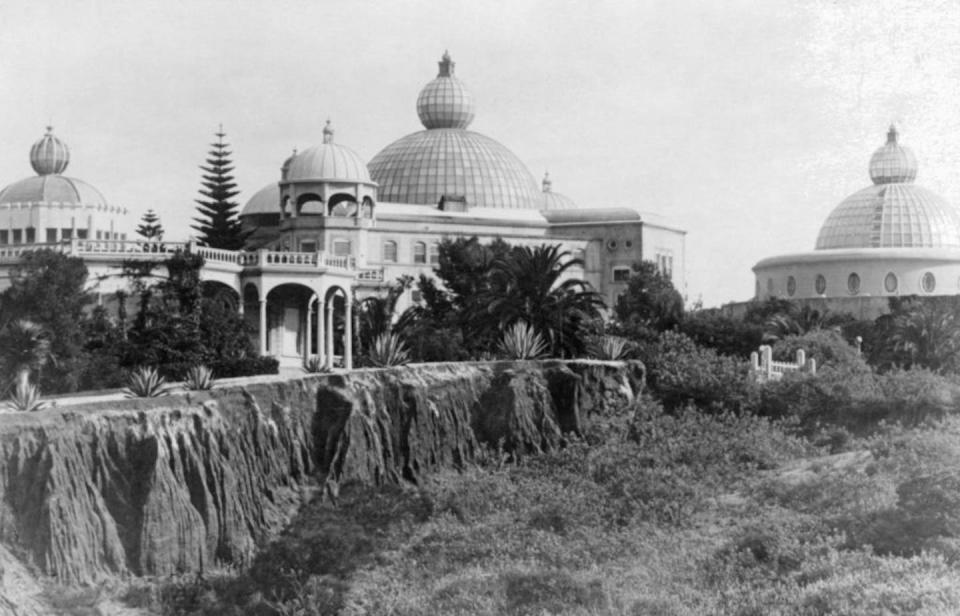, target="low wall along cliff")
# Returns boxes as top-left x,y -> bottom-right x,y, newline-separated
0,360 -> 643,584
